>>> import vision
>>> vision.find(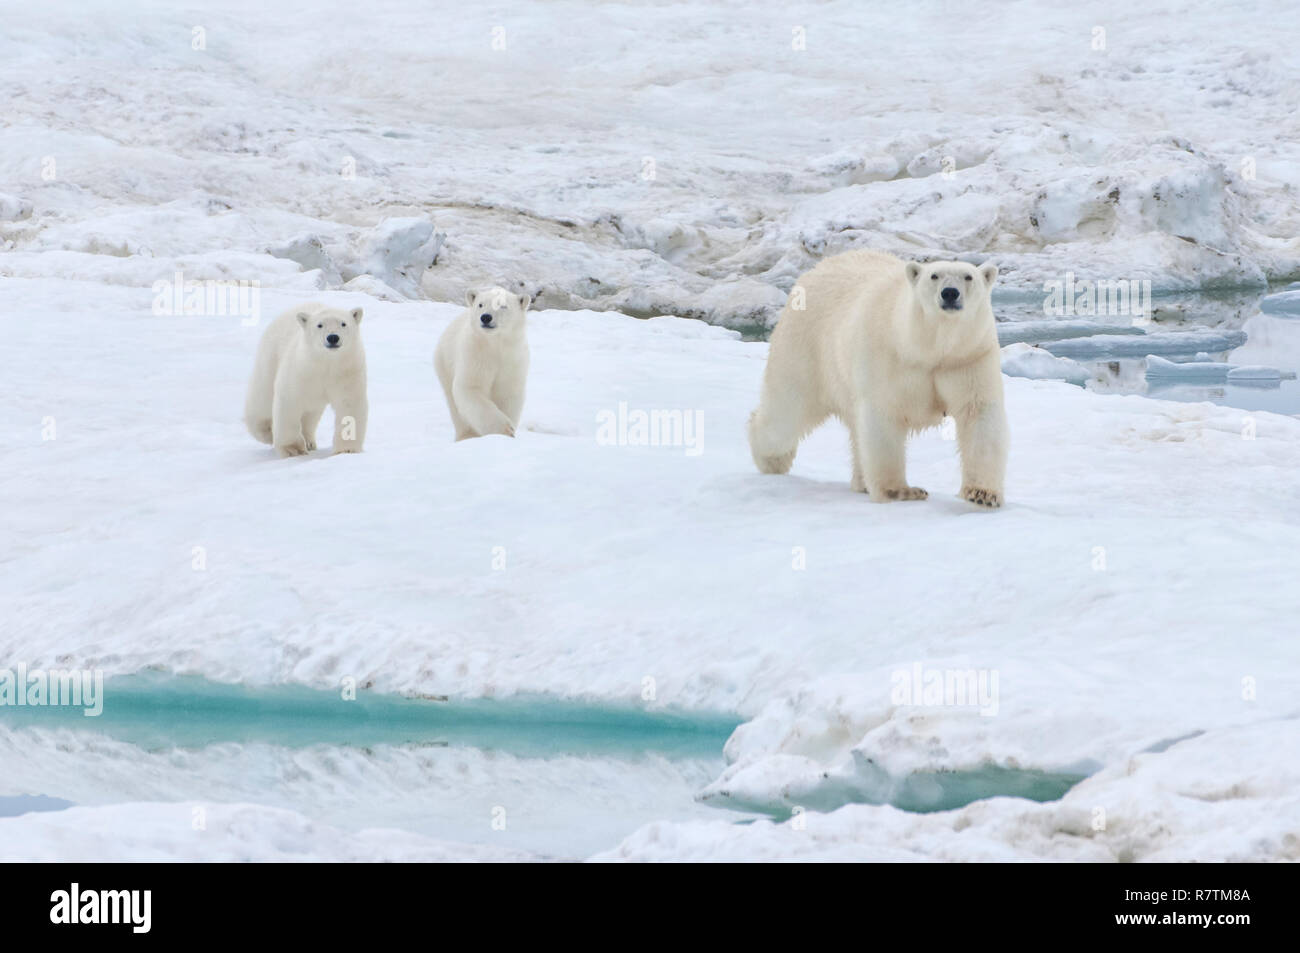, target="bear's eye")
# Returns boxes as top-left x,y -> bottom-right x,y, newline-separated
317,323 -> 323,328
931,274 -> 939,281
341,323 -> 347,327
964,275 -> 972,281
